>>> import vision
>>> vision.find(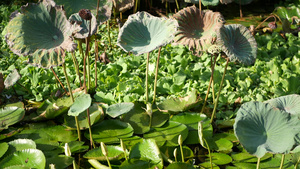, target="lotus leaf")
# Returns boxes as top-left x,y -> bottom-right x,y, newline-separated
4,69 -> 20,89
273,6 -> 300,24
217,24 -> 257,65
69,12 -> 97,39
173,6 -> 225,55
8,139 -> 37,152
0,107 -> 25,130
265,94 -> 300,117
120,159 -> 159,169
117,11 -> 178,55
201,0 -> 219,6
234,101 -> 300,158
46,155 -> 74,169
84,145 -> 125,161
54,0 -> 113,24
113,0 -> 134,13
4,0 -> 77,68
